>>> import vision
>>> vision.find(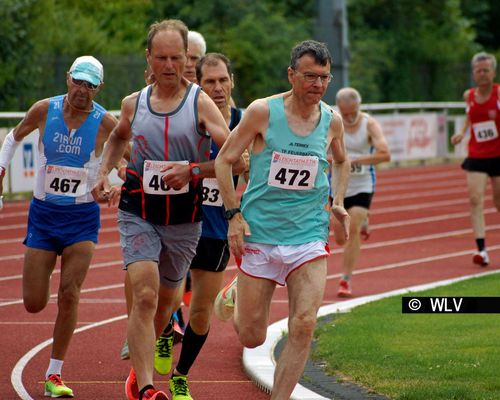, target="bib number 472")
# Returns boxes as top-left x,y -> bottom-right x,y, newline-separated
274,168 -> 310,187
